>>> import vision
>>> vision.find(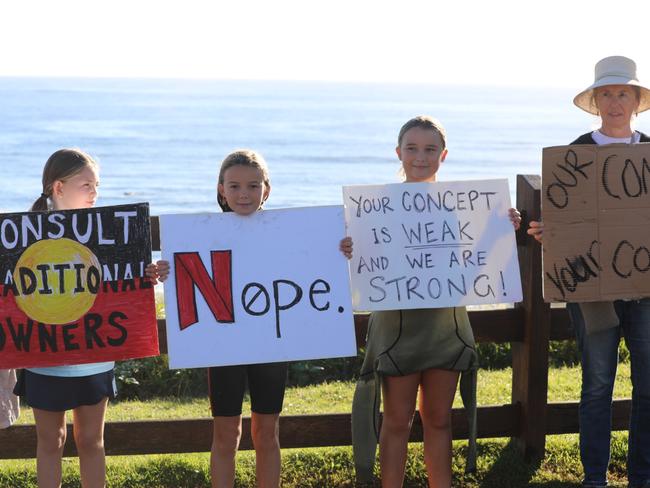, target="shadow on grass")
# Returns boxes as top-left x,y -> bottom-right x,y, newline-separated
477,440 -> 537,488
476,440 -> 578,488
